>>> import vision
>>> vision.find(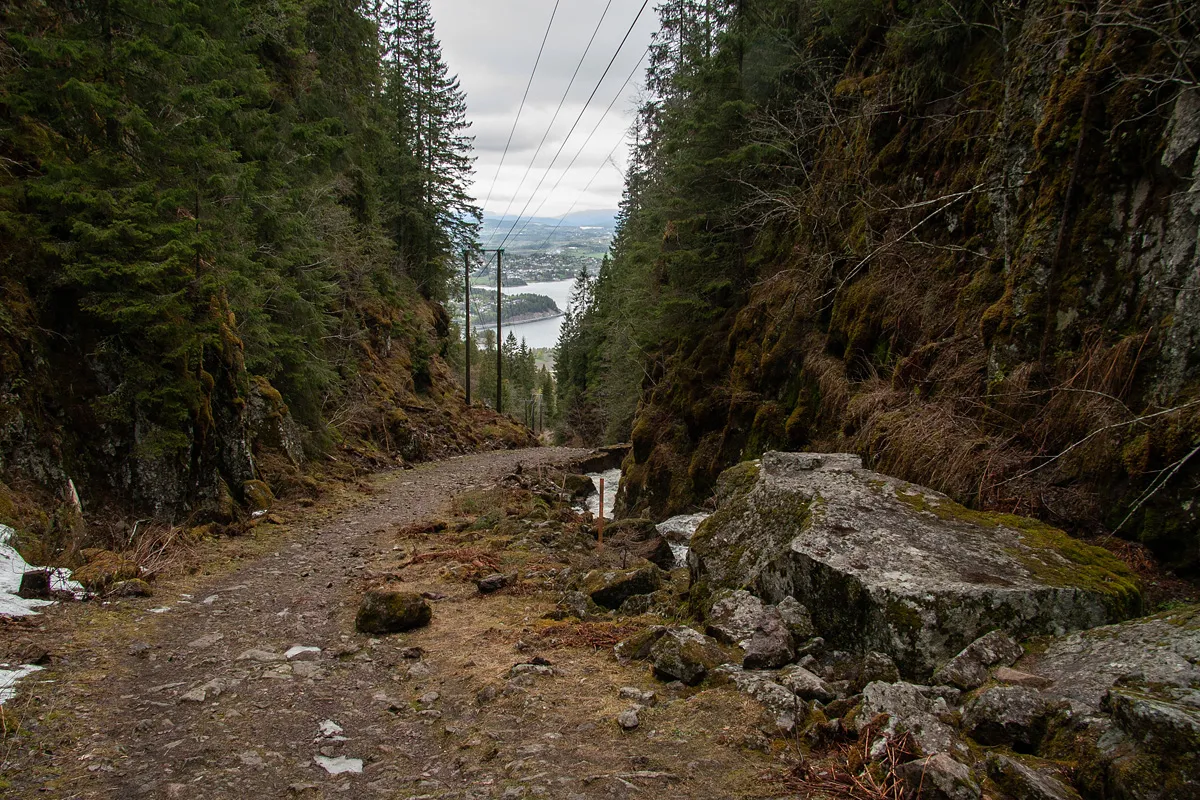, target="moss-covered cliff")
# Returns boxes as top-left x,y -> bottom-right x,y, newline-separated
559,0 -> 1200,572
